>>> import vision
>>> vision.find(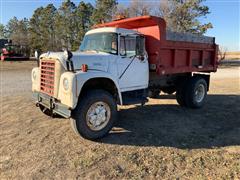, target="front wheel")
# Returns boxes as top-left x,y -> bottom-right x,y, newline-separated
71,90 -> 117,140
